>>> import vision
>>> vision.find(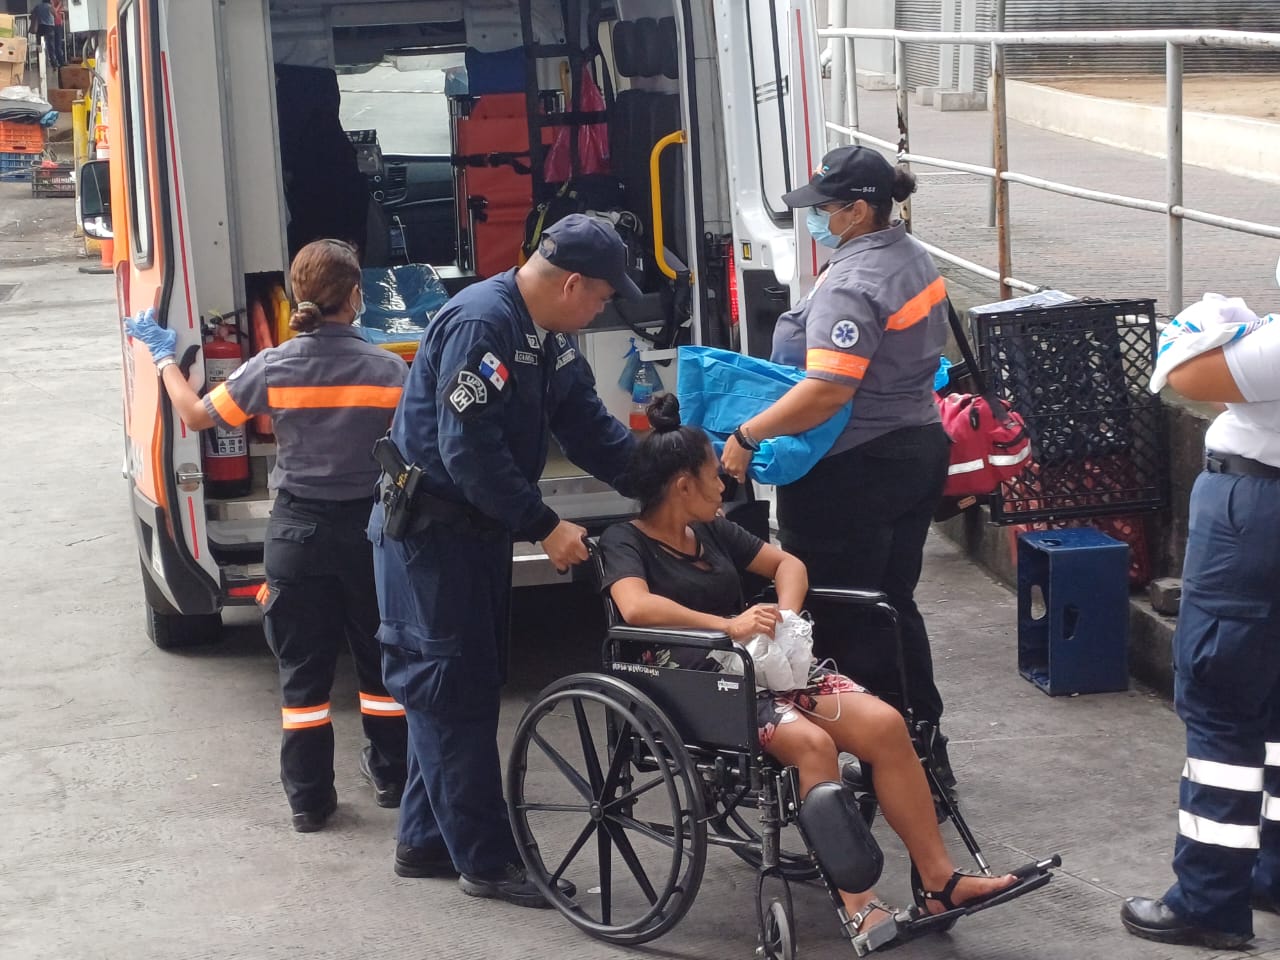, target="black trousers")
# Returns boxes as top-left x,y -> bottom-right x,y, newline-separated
777,422 -> 950,726
263,490 -> 407,813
